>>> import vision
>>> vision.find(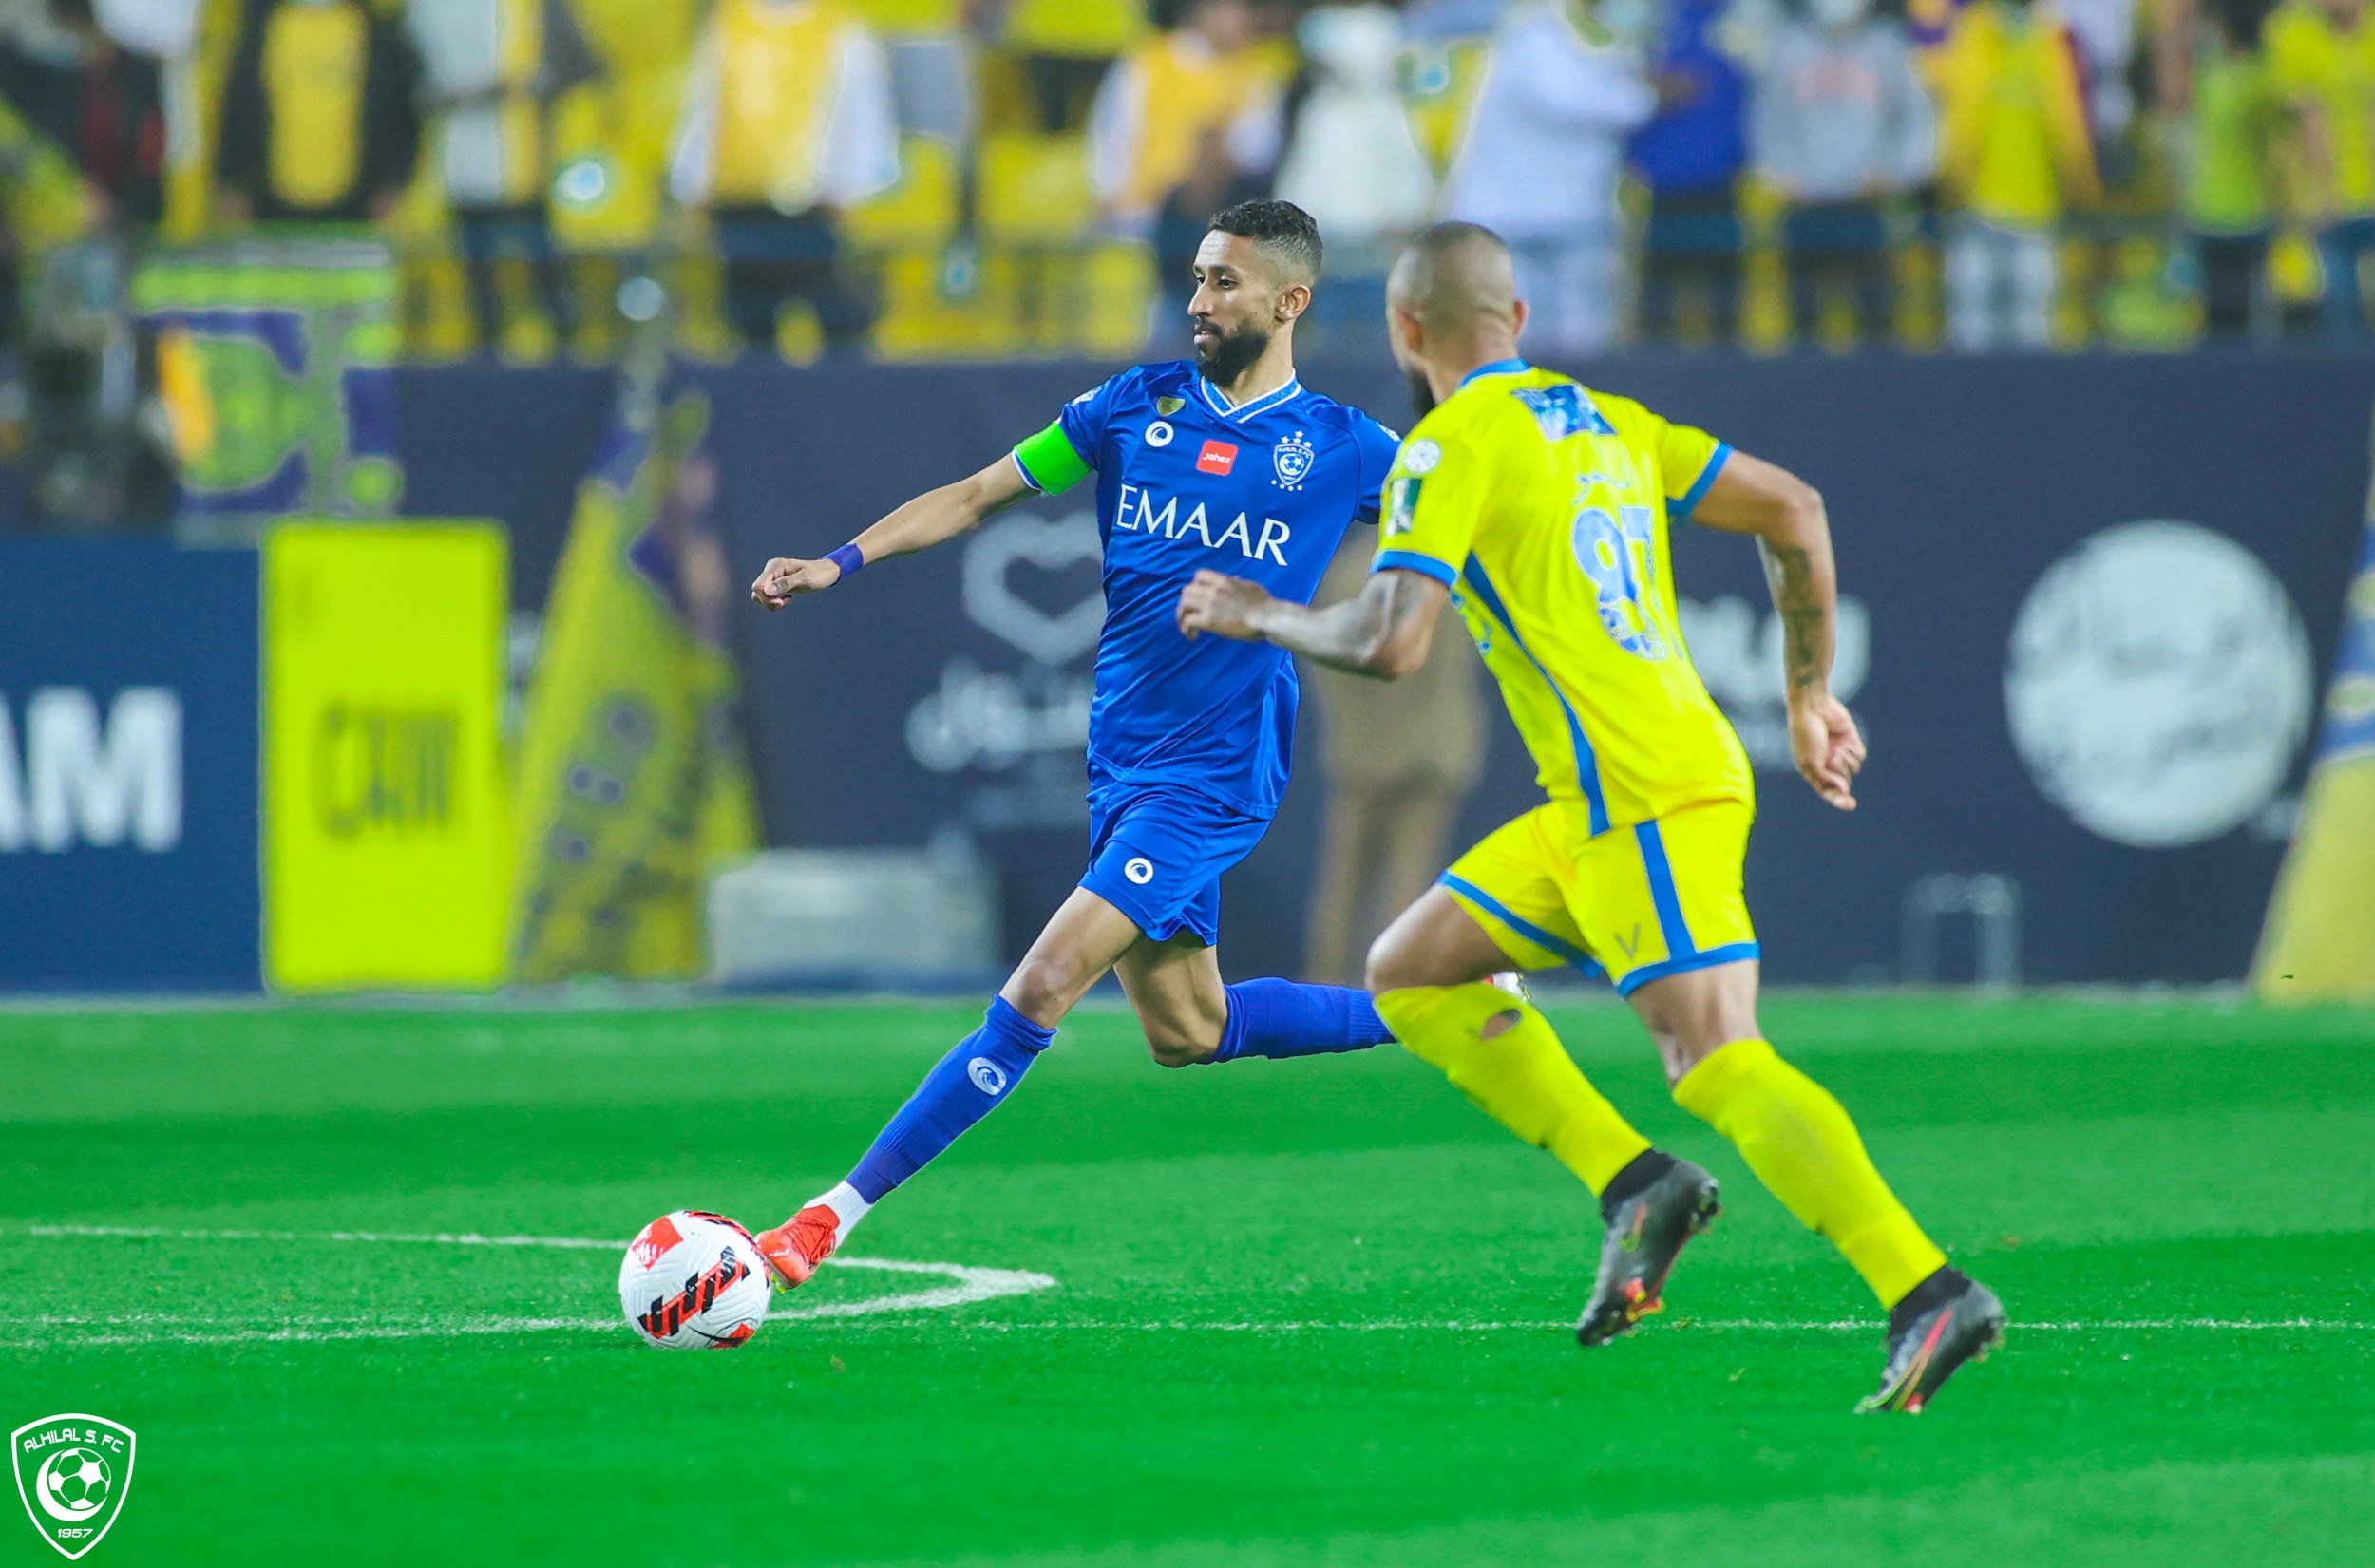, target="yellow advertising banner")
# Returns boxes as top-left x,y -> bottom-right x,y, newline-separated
264,522 -> 510,991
